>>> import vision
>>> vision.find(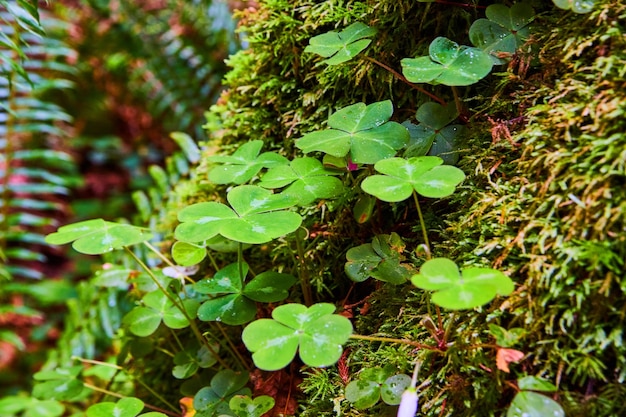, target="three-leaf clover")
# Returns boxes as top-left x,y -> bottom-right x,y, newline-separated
174,185 -> 302,245
45,219 -> 153,255
552,0 -> 595,14
401,37 -> 493,86
229,395 -> 275,417
361,156 -> 465,202
242,303 -> 353,370
32,366 -> 84,401
296,100 -> 409,165
172,342 -> 220,379
403,102 -> 465,164
194,370 -> 251,417
411,257 -> 514,310
123,290 -> 199,336
207,140 -> 288,184
304,22 -> 377,65
345,366 -> 411,409
469,3 -> 535,64
507,376 -> 564,417
86,397 -> 166,417
259,156 -> 345,205
345,233 -> 416,285
194,262 -> 295,325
